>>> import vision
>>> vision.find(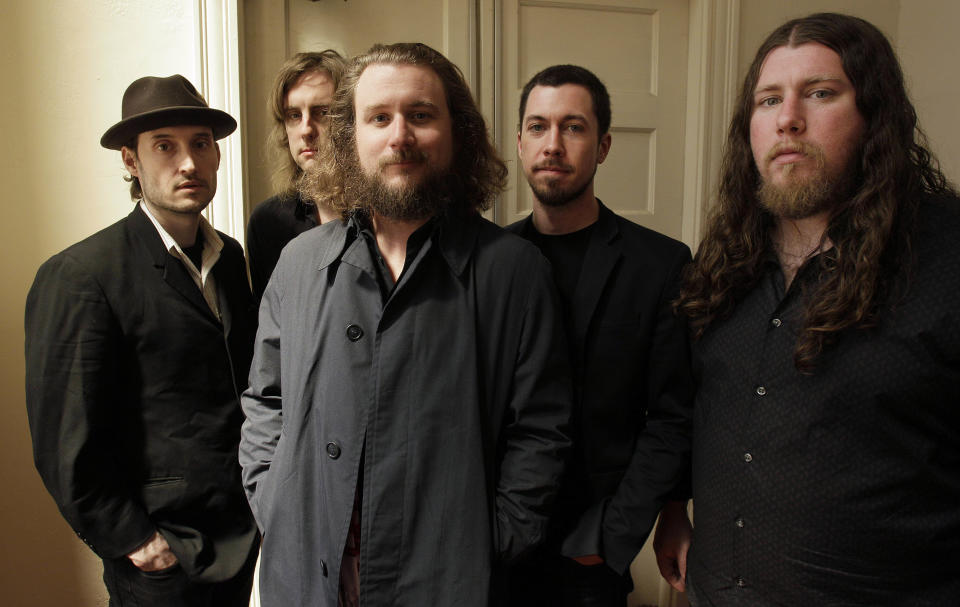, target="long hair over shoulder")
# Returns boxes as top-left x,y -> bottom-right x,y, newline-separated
300,42 -> 507,219
678,12 -> 953,372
